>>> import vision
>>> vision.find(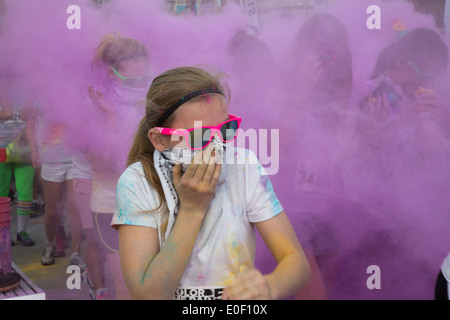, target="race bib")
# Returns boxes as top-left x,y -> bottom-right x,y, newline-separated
172,286 -> 224,300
